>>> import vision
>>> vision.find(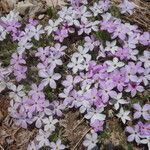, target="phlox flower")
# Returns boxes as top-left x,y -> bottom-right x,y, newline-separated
84,36 -> 100,51
29,24 -> 45,41
90,0 -> 110,16
84,107 -> 106,124
115,47 -> 129,60
83,131 -> 98,150
50,139 -> 66,150
59,88 -> 73,103
76,5 -> 92,22
133,103 -> 150,121
141,68 -> 150,86
62,75 -> 80,92
11,52 -> 26,67
35,47 -> 50,62
35,129 -> 51,148
116,107 -> 131,124
100,13 -> 117,33
99,81 -> 117,103
51,101 -> 66,117
8,83 -> 25,102
28,83 -> 45,100
45,19 -> 60,35
17,40 -> 33,54
75,99 -> 91,114
119,0 -> 135,15
124,34 -> 139,49
104,40 -> 118,54
126,125 -> 141,143
140,137 -> 150,150
112,70 -> 126,92
48,53 -> 63,68
54,28 -> 68,42
112,23 -> 127,40
34,112 -> 45,128
125,81 -> 144,97
1,10 -> 20,23
73,46 -> 91,60
39,67 -> 61,89
138,122 -> 150,137
90,120 -> 104,132
67,55 -> 84,73
110,93 -> 128,110
50,43 -> 67,56
139,51 -> 150,68
139,32 -> 150,46
42,116 -> 58,132
105,57 -> 125,72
